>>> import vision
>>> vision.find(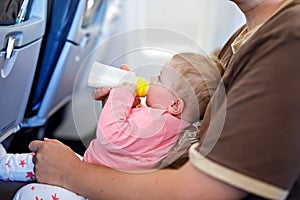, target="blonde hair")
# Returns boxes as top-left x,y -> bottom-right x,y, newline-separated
163,52 -> 223,122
